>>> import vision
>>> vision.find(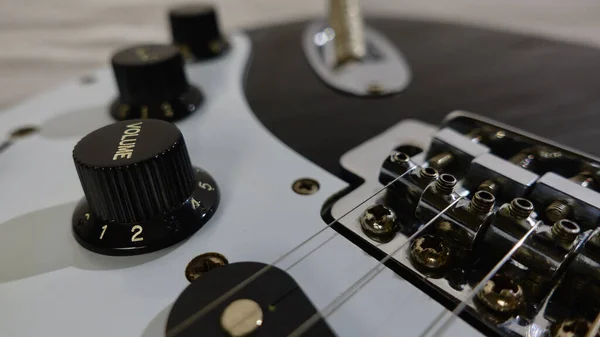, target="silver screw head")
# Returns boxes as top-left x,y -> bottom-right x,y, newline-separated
477,274 -> 524,313
410,235 -> 450,270
551,219 -> 580,245
508,198 -> 534,220
359,204 -> 398,242
390,151 -> 410,164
